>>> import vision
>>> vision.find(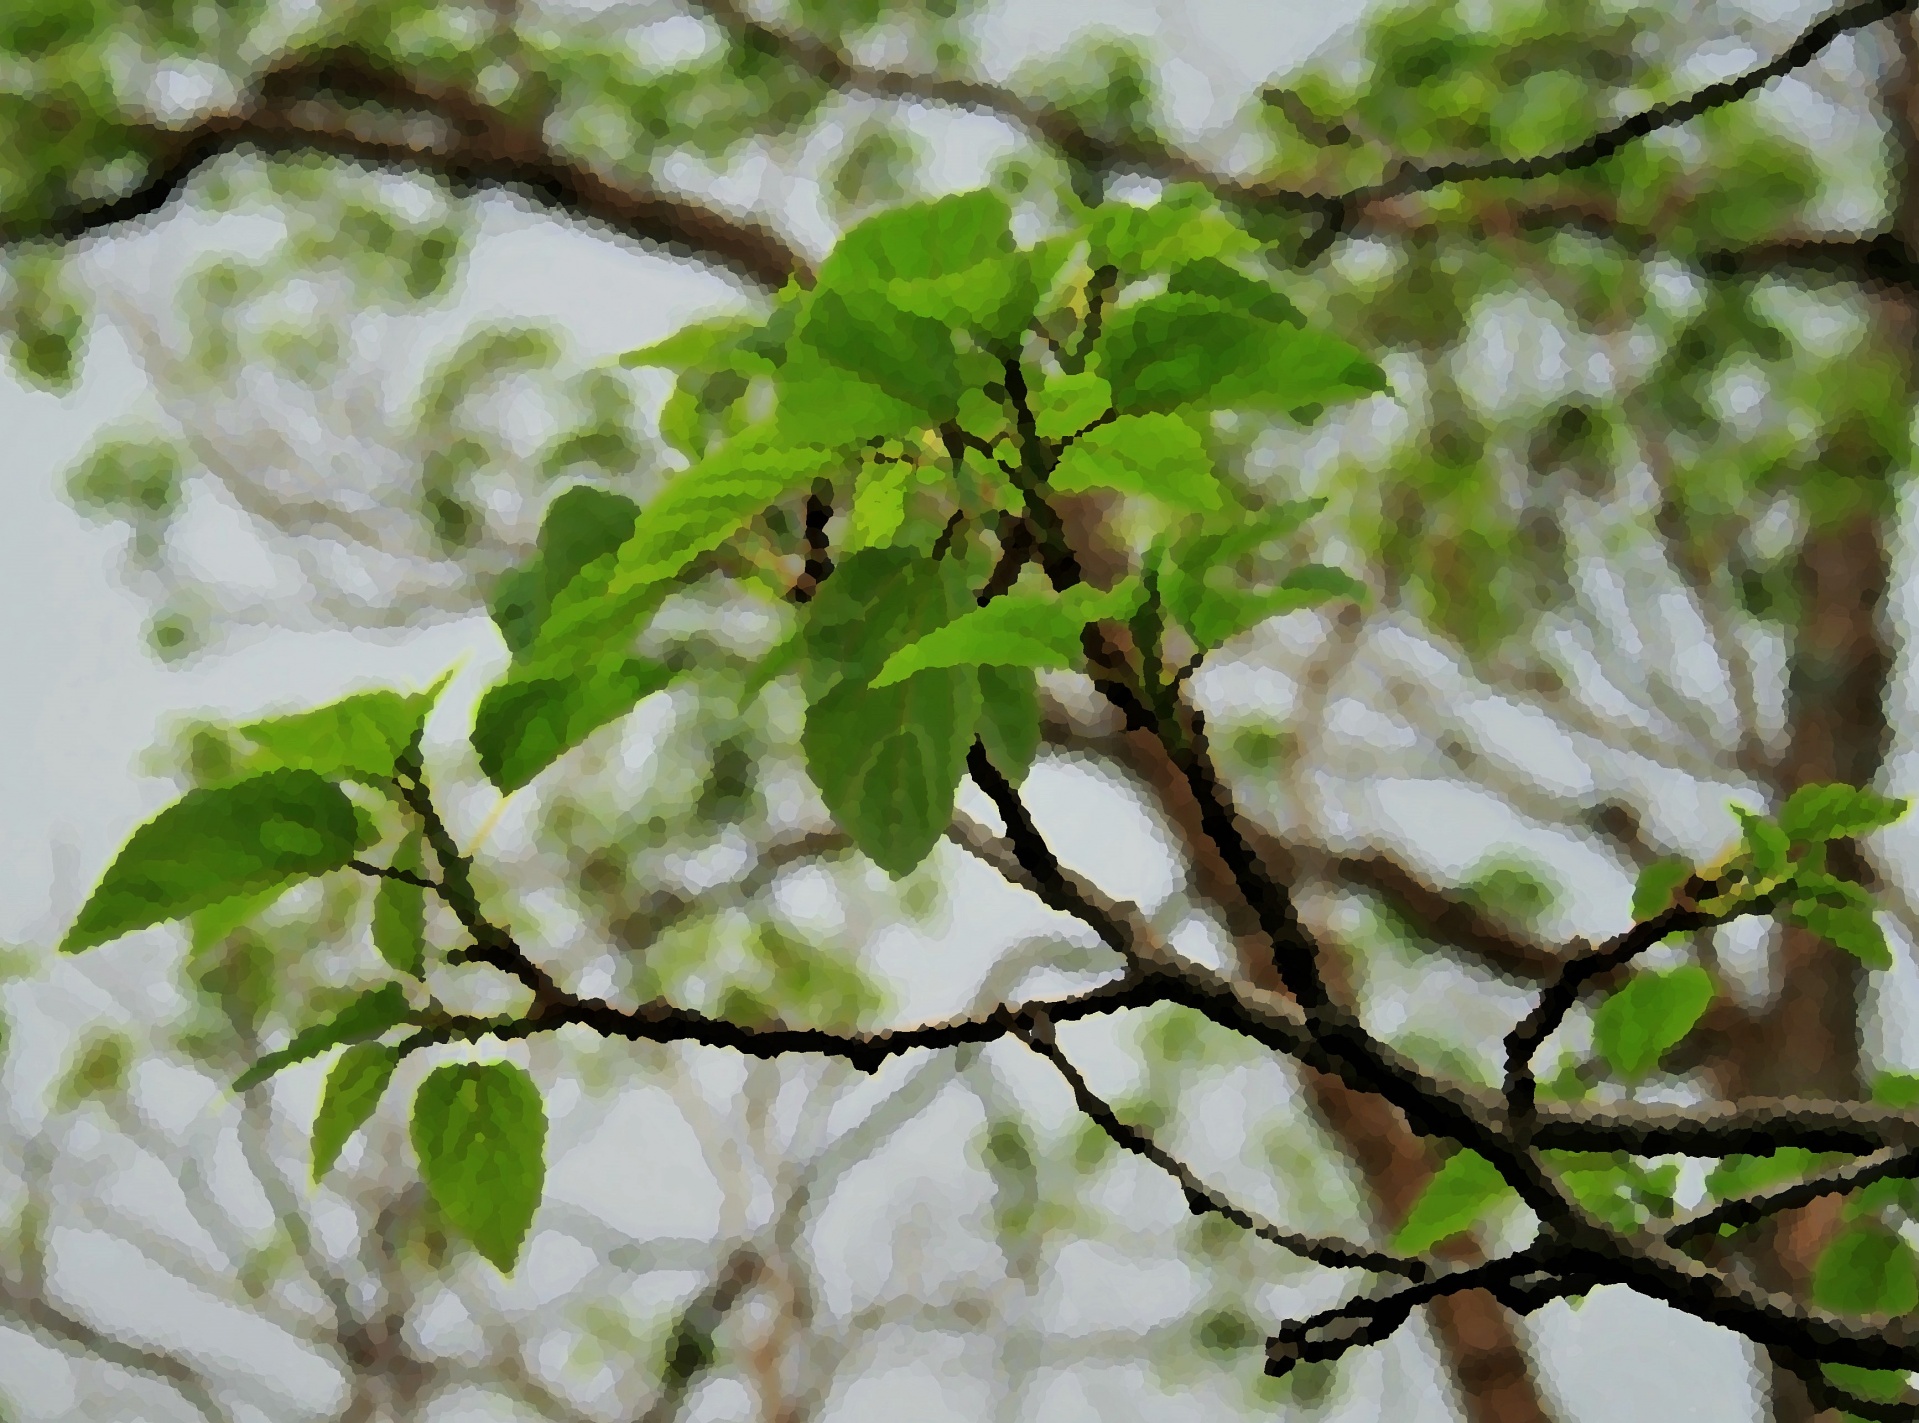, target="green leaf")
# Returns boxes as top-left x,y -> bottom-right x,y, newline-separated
800,550 -> 983,876
491,486 -> 642,655
1593,965 -> 1715,1081
62,770 -> 376,953
1788,901 -> 1892,970
235,685 -> 441,784
1050,414 -> 1222,511
1391,1149 -> 1516,1254
976,665 -> 1041,787
618,314 -> 764,371
1178,566 -> 1366,651
1033,371 -> 1113,440
1779,784 -> 1910,844
189,882 -> 294,956
235,984 -> 413,1091
1812,1225 -> 1919,1316
1732,806 -> 1789,880
1631,858 -> 1693,922
845,454 -> 916,551
1822,1365 -> 1910,1405
310,1042 -> 401,1183
410,1061 -> 547,1274
1093,295 -> 1386,415
1166,257 -> 1302,327
522,433 -> 841,675
816,190 -> 1013,291
1705,1149 -> 1826,1203
472,656 -> 674,794
871,579 -> 1145,687
772,353 -> 929,447
1086,186 -> 1258,276
795,285 -> 963,417
370,831 -> 426,977
885,252 -> 1038,345
1873,1070 -> 1919,1109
